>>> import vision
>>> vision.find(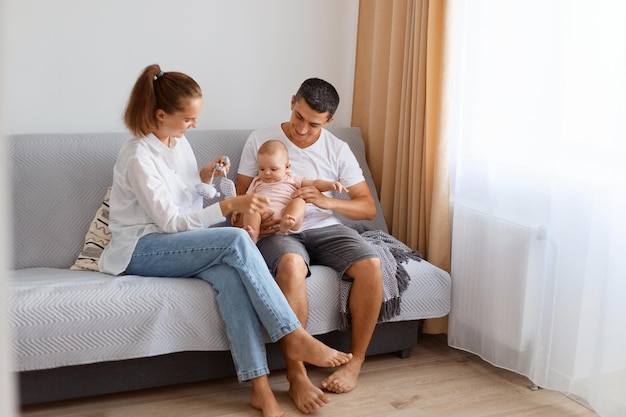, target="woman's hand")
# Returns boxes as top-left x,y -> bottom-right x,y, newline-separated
220,193 -> 269,216
230,208 -> 278,237
200,156 -> 231,182
214,156 -> 231,176
258,211 -> 280,238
